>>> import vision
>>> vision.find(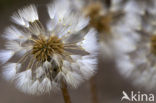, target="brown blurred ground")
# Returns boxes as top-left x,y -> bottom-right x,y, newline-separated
0,0 -> 153,103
